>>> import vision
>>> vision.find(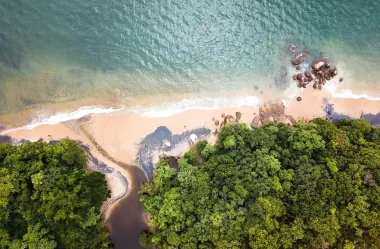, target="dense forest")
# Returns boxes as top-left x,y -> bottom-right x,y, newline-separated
0,140 -> 112,249
140,118 -> 380,249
